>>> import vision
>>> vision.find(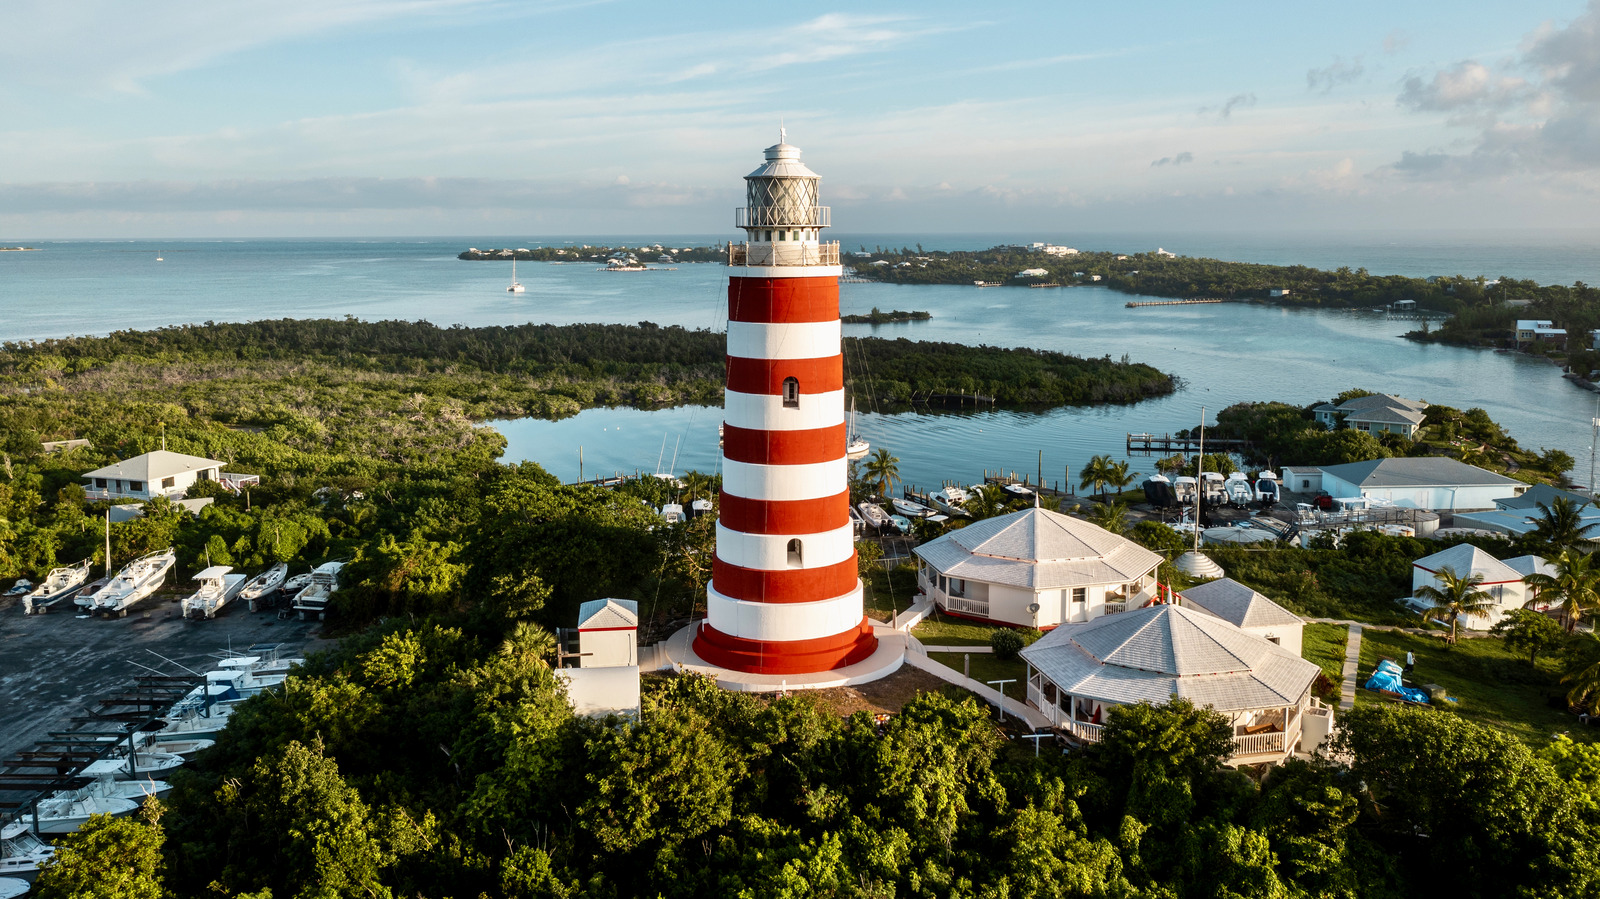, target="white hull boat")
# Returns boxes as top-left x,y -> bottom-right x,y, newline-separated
1001,483 -> 1034,498
292,560 -> 345,620
929,486 -> 971,517
240,561 -> 288,610
181,566 -> 248,619
73,575 -> 109,609
507,259 -> 525,292
846,437 -> 870,460
1224,473 -> 1254,507
0,875 -> 31,897
1173,476 -> 1198,505
891,497 -> 938,519
93,548 -> 175,613
136,734 -> 215,758
660,503 -> 686,524
23,558 -> 92,613
889,514 -> 914,534
89,751 -> 185,780
0,825 -> 53,881
23,792 -> 138,834
857,502 -> 892,530
848,503 -> 865,534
